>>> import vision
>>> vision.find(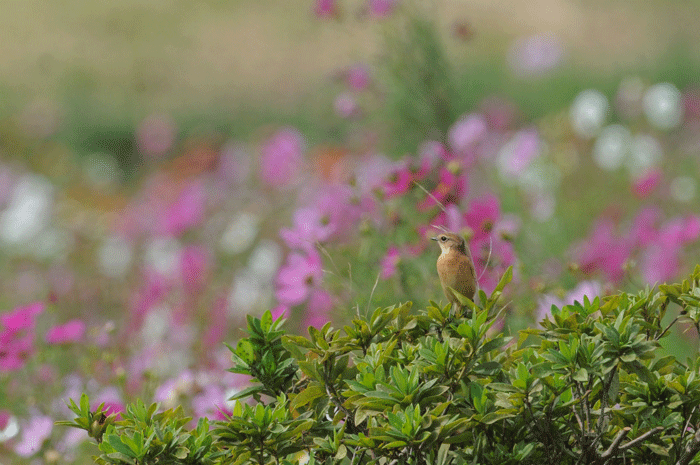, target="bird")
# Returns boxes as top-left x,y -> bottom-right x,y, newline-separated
432,231 -> 477,313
